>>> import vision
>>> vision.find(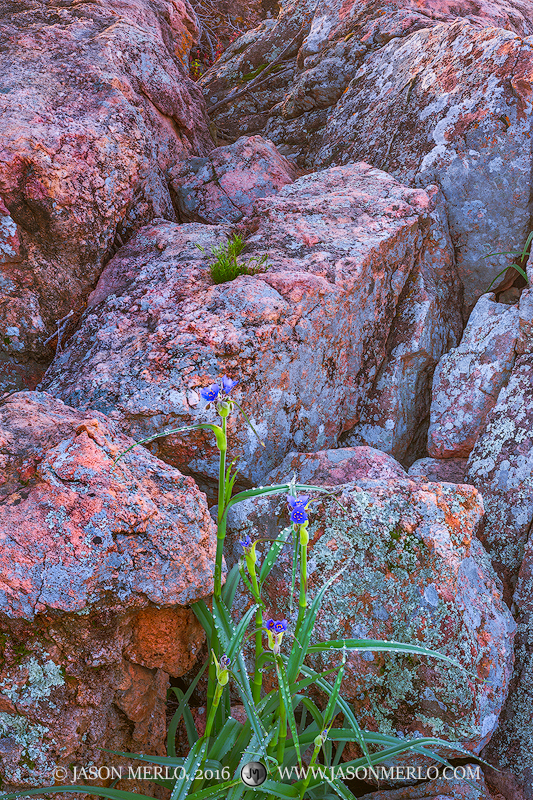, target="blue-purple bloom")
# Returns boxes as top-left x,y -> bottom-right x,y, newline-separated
200,376 -> 238,404
200,384 -> 220,402
265,618 -> 288,634
287,495 -> 309,525
238,535 -> 253,551
222,376 -> 239,394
